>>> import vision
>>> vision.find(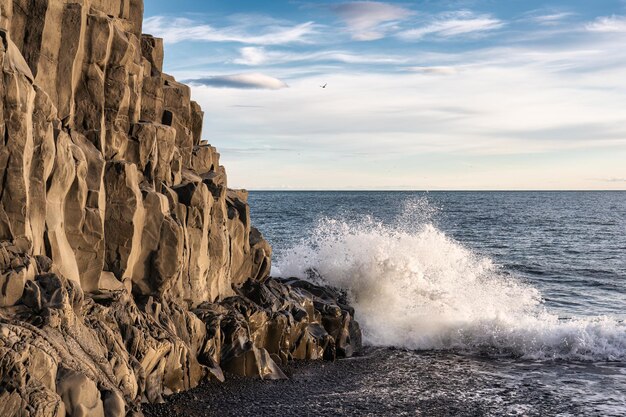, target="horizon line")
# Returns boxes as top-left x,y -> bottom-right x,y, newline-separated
243,189 -> 626,192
